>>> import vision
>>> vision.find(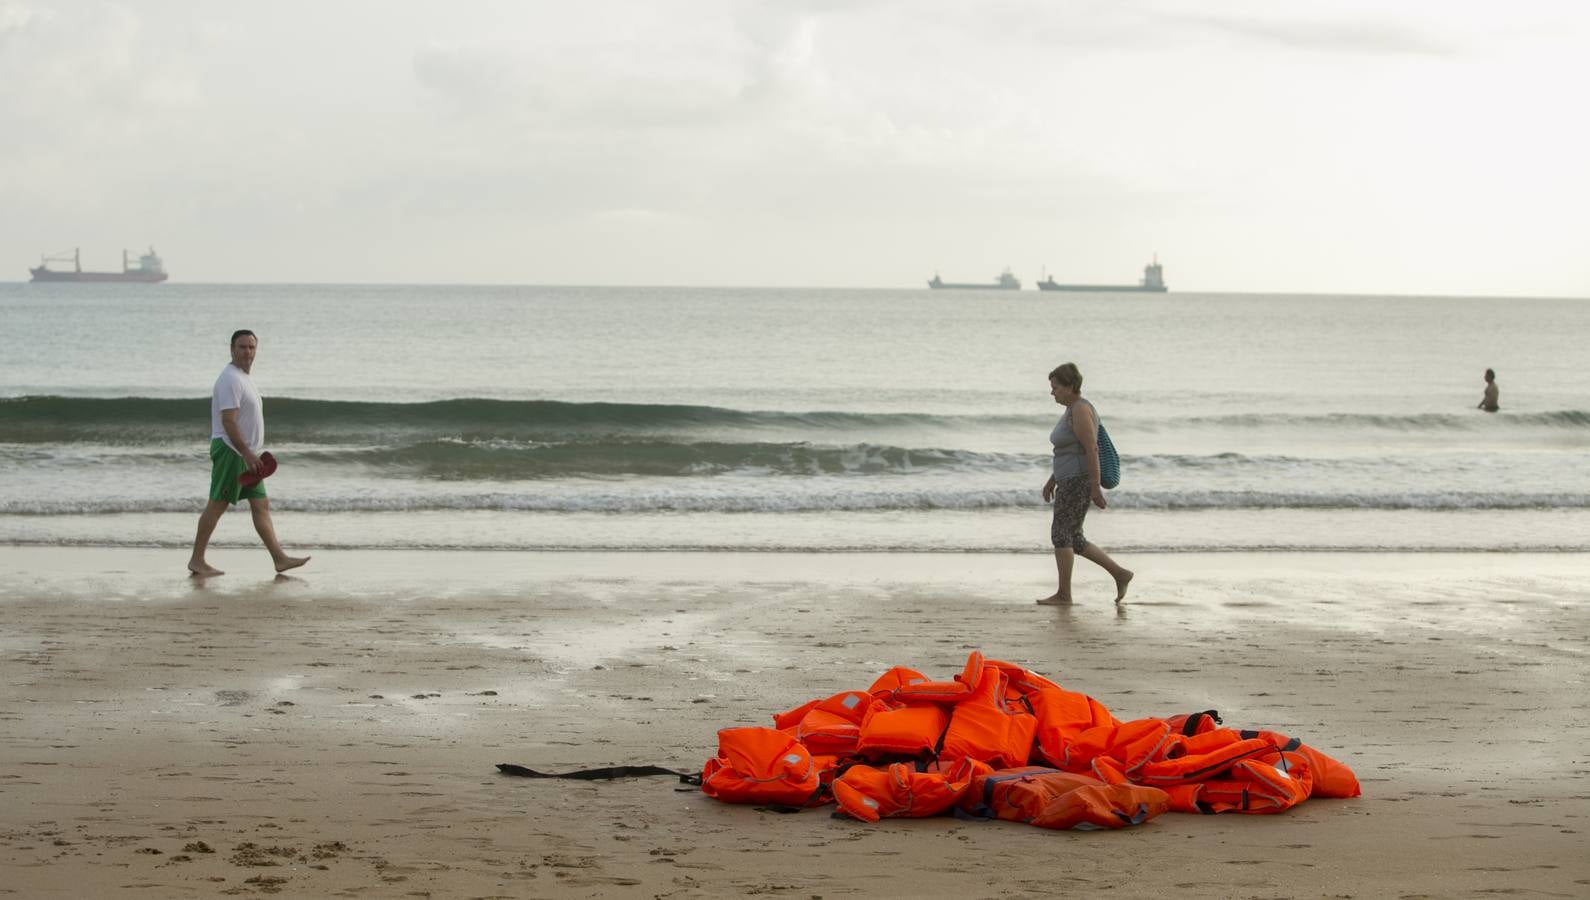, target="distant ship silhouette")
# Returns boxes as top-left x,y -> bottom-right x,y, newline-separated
928,268 -> 1021,290
30,248 -> 169,283
1038,258 -> 1166,293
